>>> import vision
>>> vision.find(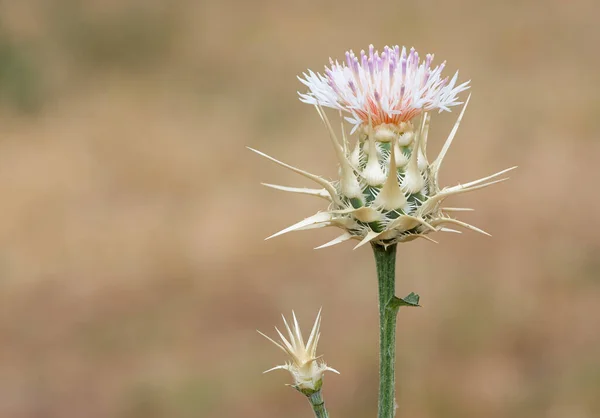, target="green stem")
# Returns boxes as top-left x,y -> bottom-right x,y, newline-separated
372,243 -> 399,418
307,390 -> 329,418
